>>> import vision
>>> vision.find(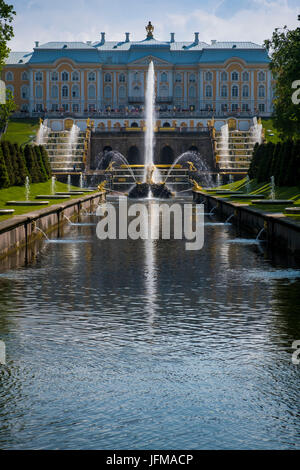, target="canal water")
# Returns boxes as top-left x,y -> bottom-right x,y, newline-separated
0,199 -> 299,449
